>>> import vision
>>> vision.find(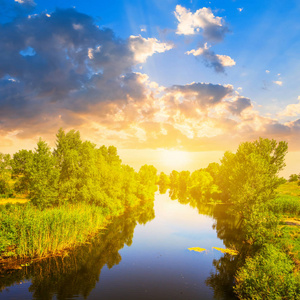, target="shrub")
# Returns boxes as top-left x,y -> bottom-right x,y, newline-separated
235,244 -> 300,299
